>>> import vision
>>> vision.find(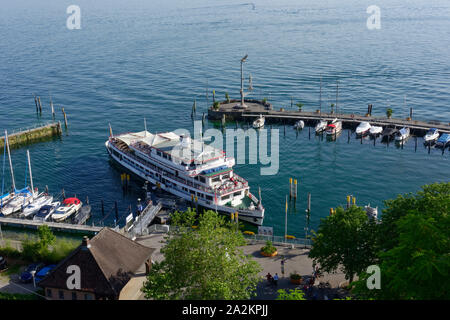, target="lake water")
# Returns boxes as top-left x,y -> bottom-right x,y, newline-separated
0,0 -> 449,237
